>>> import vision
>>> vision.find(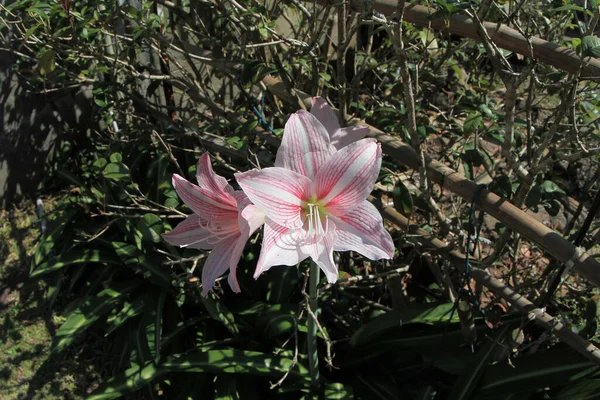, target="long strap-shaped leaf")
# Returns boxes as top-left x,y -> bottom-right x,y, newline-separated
87,349 -> 310,400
